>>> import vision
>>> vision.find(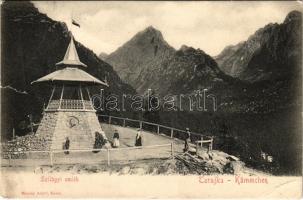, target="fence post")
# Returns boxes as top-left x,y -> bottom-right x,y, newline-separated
109,116 -> 112,124
196,142 -> 199,156
171,142 -> 174,159
8,154 -> 11,167
140,121 -> 142,129
107,149 -> 110,166
210,137 -> 213,151
157,125 -> 160,134
12,128 -> 15,139
201,136 -> 204,147
170,129 -> 174,138
123,119 -> 126,127
50,151 -> 53,166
